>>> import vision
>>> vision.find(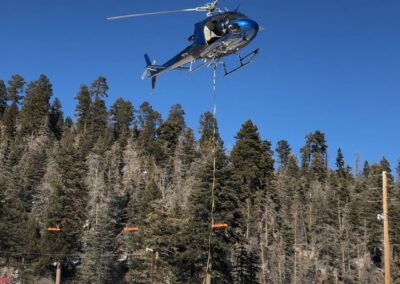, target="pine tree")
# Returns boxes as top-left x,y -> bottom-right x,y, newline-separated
233,242 -> 260,284
247,249 -> 261,284
75,85 -> 92,135
7,74 -> 25,104
137,101 -> 162,158
75,77 -> 111,155
286,155 -> 300,179
363,161 -> 370,178
231,120 -> 274,196
41,131 -> 86,278
110,98 -> 134,141
138,177 -> 162,222
229,120 -> 275,282
178,144 -> 233,283
170,126 -> 197,214
0,80 -> 6,119
230,120 -> 274,229
153,104 -> 187,211
0,156 -> 26,257
141,201 -> 181,283
199,111 -> 219,155
310,152 -> 327,182
19,75 -> 53,136
3,75 -> 25,138
64,117 -> 73,131
233,243 -> 249,283
103,142 -> 125,198
90,77 -> 109,138
300,130 -> 328,172
276,140 -> 291,169
336,148 -> 345,177
80,203 -> 118,284
89,76 -> 109,99
176,127 -> 196,171
230,121 -> 276,284
334,148 -> 352,202
19,217 -> 42,278
309,131 -> 328,158
300,141 -> 311,171
158,104 -> 186,158
15,136 -> 49,212
2,103 -> 18,139
380,157 -> 392,175
177,114 -> 235,283
49,98 -> 64,140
